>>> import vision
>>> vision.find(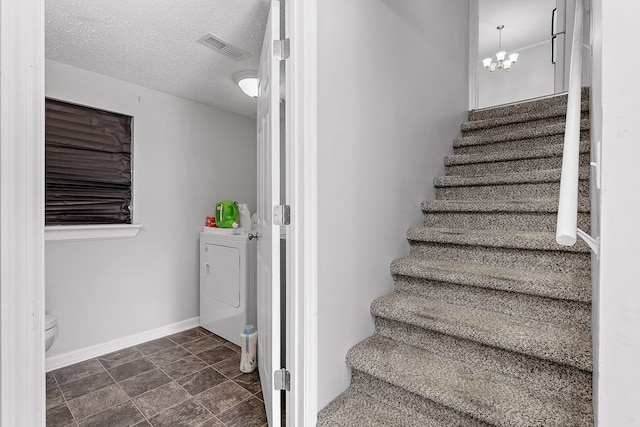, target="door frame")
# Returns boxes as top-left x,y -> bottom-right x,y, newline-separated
468,0 -> 480,110
0,0 -> 46,425
256,0 -> 282,423
0,0 -> 319,425
285,0 -> 319,425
